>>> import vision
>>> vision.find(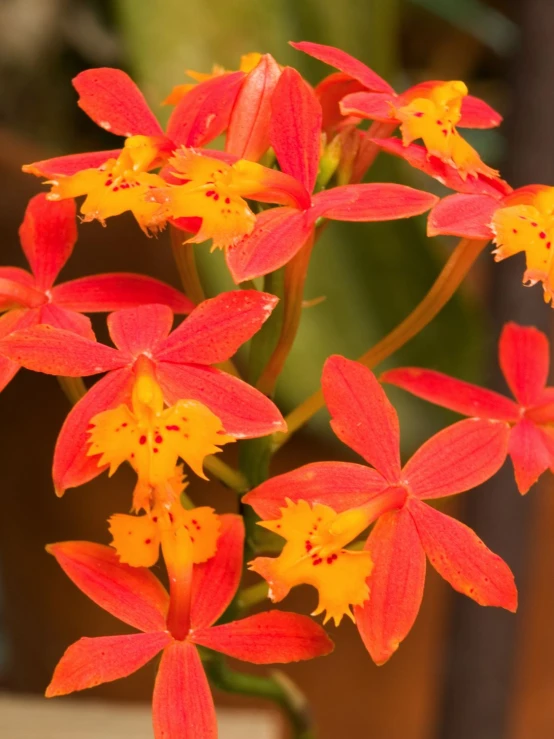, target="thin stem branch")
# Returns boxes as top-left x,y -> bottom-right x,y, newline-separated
170,224 -> 206,306
236,580 -> 269,611
274,238 -> 488,450
203,455 -> 249,494
205,656 -> 315,739
57,376 -> 87,405
256,233 -> 315,396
